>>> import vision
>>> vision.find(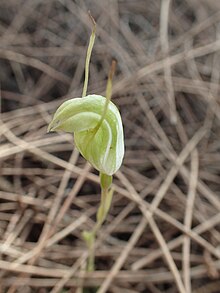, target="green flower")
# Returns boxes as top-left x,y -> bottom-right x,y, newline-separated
48,94 -> 124,176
